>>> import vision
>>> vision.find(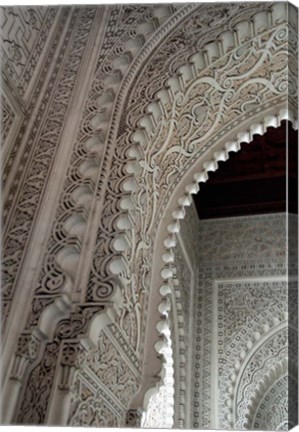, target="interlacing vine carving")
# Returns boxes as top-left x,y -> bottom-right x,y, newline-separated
18,305 -> 103,424
2,3 -> 297,427
92,8 -> 294,386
